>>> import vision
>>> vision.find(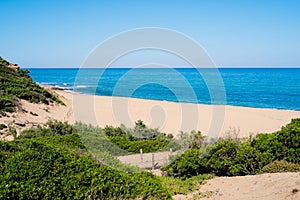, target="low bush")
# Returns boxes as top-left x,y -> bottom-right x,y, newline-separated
206,139 -> 239,176
0,135 -> 171,199
18,120 -> 76,139
0,124 -> 7,130
76,121 -> 180,154
0,56 -> 64,113
162,118 -> 300,177
158,174 -> 214,196
0,95 -> 16,112
261,160 -> 300,173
